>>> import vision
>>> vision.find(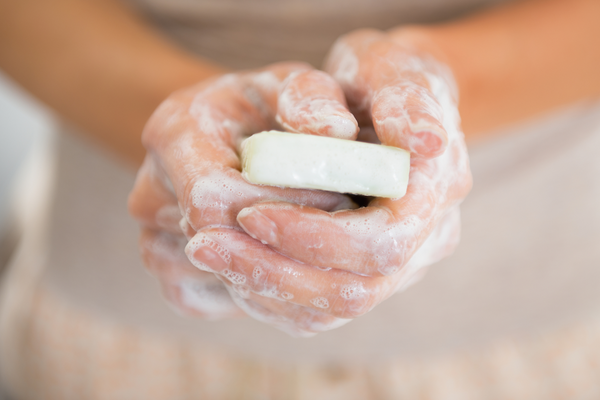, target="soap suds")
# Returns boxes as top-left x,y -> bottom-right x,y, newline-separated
310,297 -> 330,309
179,278 -> 240,318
